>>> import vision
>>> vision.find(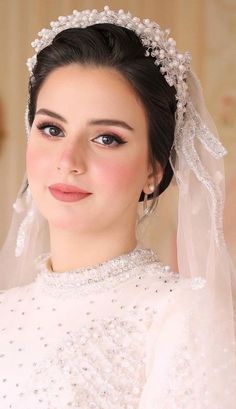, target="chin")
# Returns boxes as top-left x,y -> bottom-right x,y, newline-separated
47,215 -> 97,233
